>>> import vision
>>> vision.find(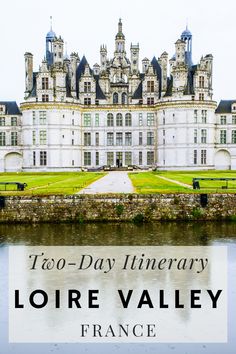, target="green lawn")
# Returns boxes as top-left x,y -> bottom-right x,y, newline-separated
160,170 -> 236,190
129,170 -> 236,194
0,172 -> 105,196
129,172 -> 189,194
